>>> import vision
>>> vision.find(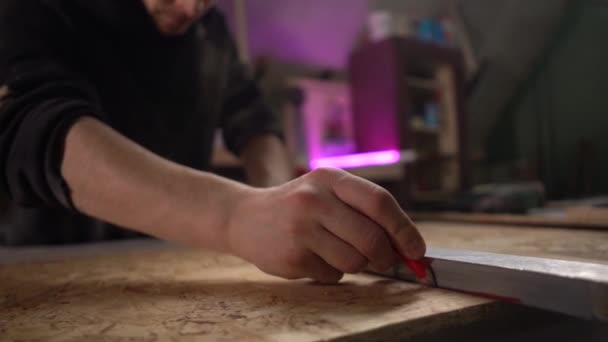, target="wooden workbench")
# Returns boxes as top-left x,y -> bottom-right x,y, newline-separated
1,221 -> 607,341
